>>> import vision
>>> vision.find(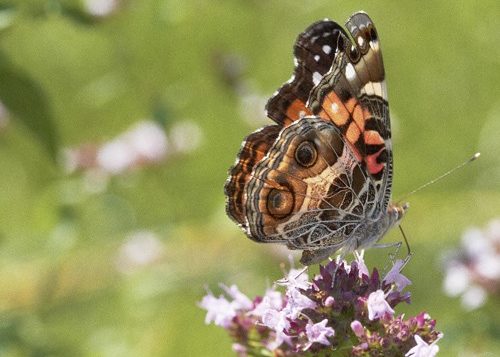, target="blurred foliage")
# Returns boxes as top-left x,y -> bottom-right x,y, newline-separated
0,0 -> 499,356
